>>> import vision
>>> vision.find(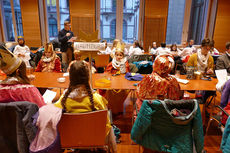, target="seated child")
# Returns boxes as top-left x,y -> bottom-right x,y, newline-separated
54,60 -> 116,152
136,55 -> 182,113
13,36 -> 31,67
35,43 -> 61,72
128,40 -> 144,56
106,42 -> 130,74
0,44 -> 45,107
68,50 -> 96,73
104,42 -> 131,114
